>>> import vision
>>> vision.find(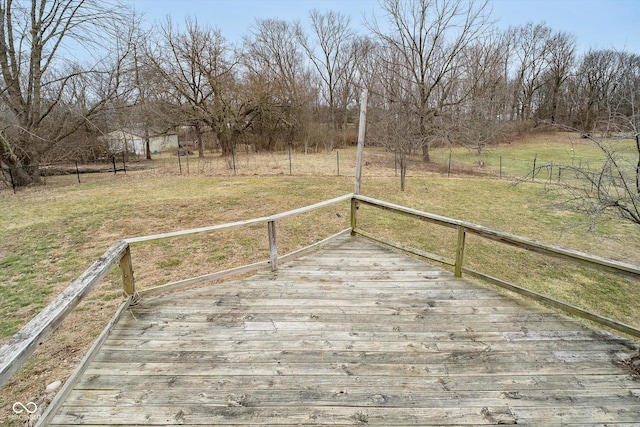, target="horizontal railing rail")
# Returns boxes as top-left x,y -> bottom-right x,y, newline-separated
351,194 -> 640,338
